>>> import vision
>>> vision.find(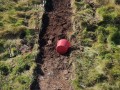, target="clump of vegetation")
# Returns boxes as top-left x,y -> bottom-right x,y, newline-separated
0,52 -> 37,90
72,0 -> 120,90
